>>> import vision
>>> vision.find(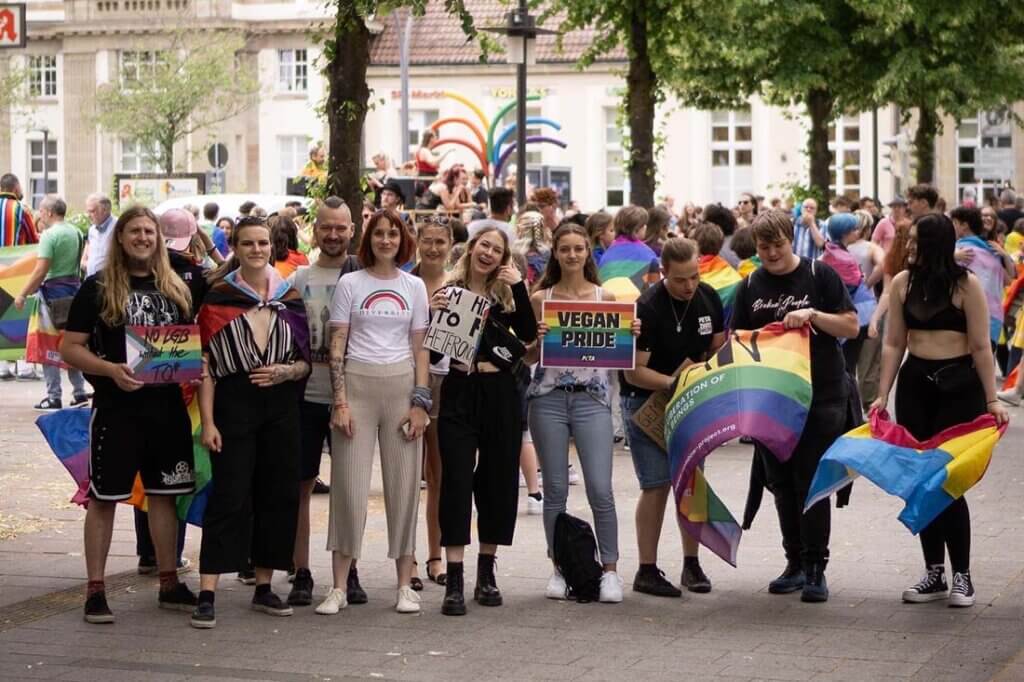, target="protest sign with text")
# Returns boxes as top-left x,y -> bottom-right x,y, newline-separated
125,324 -> 203,384
424,287 -> 491,366
540,300 -> 635,370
